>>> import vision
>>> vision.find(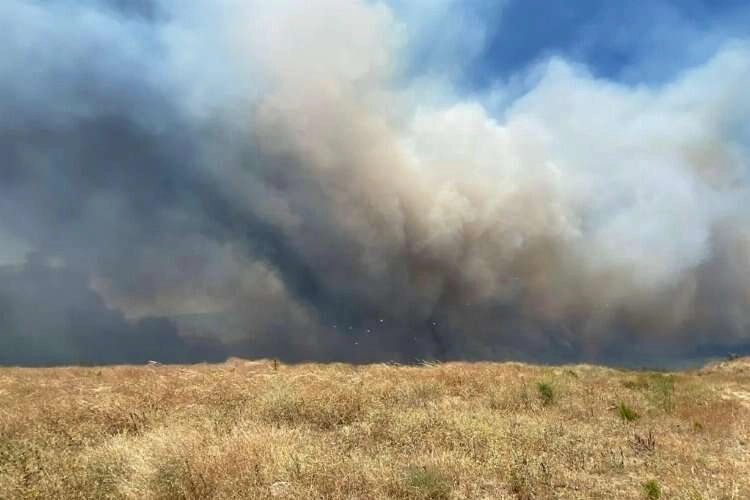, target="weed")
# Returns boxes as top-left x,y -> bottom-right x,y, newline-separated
622,378 -> 649,390
631,430 -> 656,453
261,384 -> 302,426
151,457 -> 189,499
648,375 -> 675,413
617,402 -> 640,422
623,374 -> 675,412
508,460 -> 534,500
487,390 -> 507,411
82,458 -> 125,499
517,384 -> 532,410
508,453 -> 552,500
642,479 -> 661,499
400,380 -> 443,407
405,465 -> 451,500
536,381 -> 555,406
262,384 -> 363,430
